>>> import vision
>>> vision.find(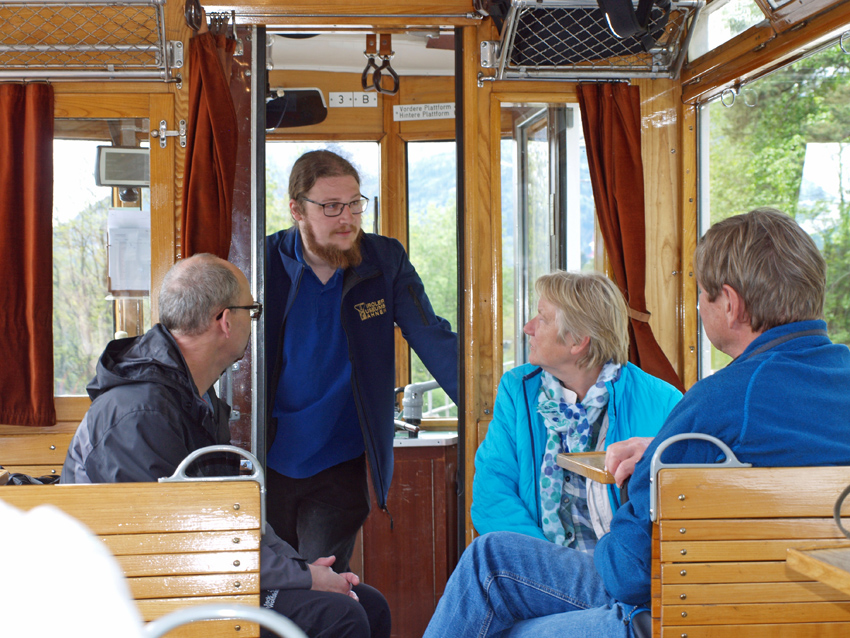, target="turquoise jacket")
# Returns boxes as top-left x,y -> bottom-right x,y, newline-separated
471,362 -> 682,541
